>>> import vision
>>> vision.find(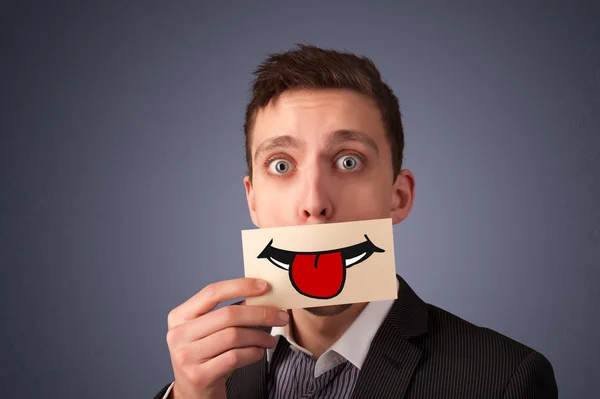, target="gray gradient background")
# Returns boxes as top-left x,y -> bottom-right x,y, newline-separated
1,1 -> 599,398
